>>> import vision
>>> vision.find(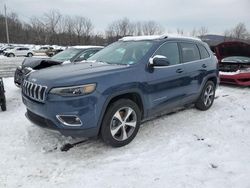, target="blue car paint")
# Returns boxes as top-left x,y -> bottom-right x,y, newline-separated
22,37 -> 219,137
